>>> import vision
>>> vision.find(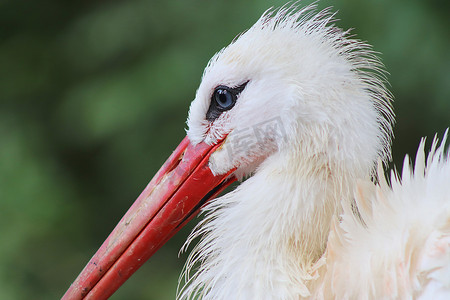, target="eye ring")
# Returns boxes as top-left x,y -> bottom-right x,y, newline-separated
205,81 -> 249,122
213,87 -> 236,110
